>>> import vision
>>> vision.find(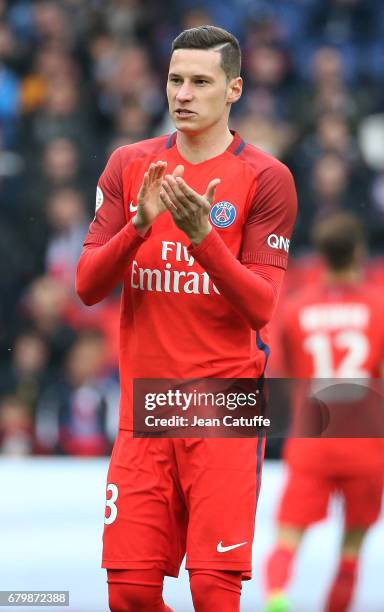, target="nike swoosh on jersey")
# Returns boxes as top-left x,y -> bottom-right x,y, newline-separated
216,540 -> 248,553
129,201 -> 138,212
